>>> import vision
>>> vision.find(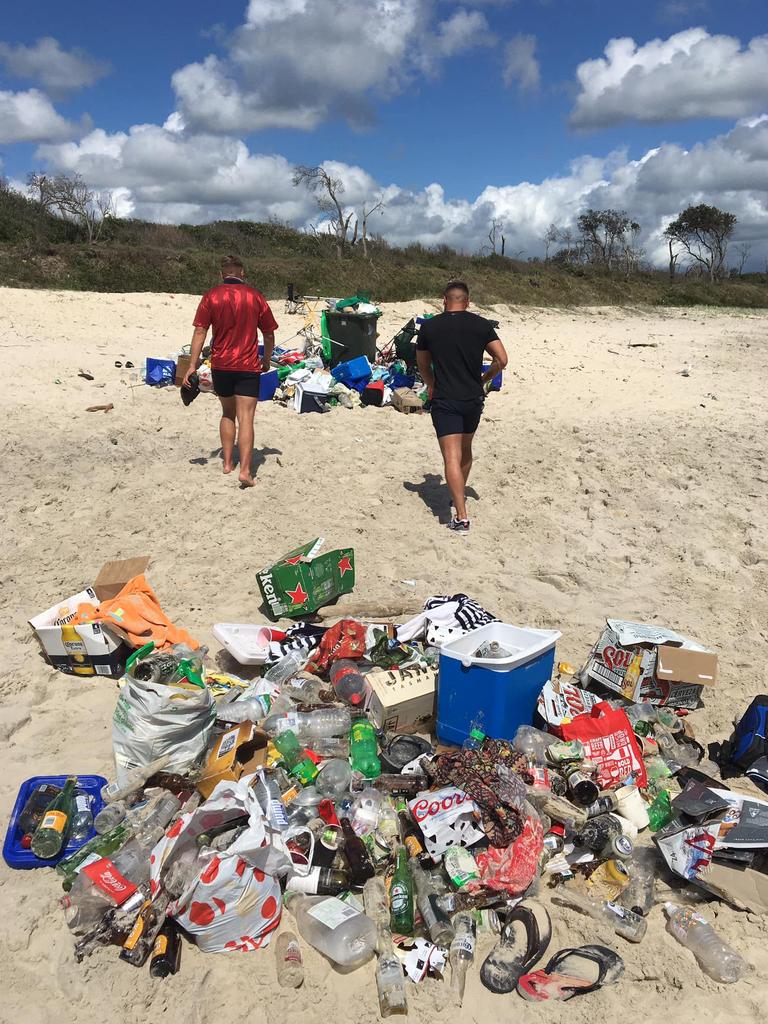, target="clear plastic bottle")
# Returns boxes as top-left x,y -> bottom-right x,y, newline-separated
264,707 -> 352,741
94,800 -> 128,835
449,911 -> 476,1005
512,725 -> 552,764
351,788 -> 384,836
264,652 -> 308,688
131,791 -> 181,842
554,888 -> 647,942
63,827 -> 164,935
282,675 -> 330,706
284,891 -> 377,969
663,903 -> 746,983
217,694 -> 272,723
330,660 -> 368,707
315,758 -> 353,799
462,713 -> 486,751
275,931 -> 305,988
71,792 -> 94,841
